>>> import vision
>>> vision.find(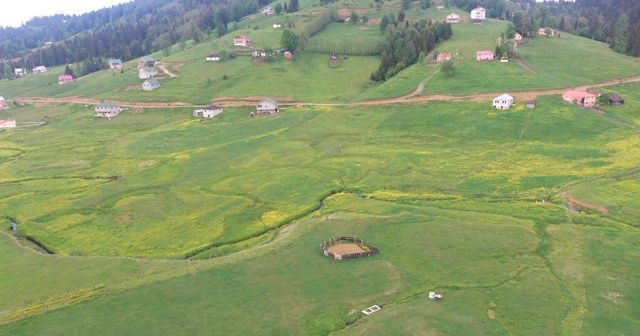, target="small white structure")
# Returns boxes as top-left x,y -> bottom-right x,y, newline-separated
428,292 -> 443,300
194,104 -> 223,118
95,102 -> 124,117
14,68 -> 26,76
261,7 -> 273,15
446,13 -> 460,24
273,23 -> 281,29
362,305 -> 381,315
0,96 -> 5,110
142,79 -> 161,91
256,97 -> 278,114
32,66 -> 47,74
0,119 -> 17,128
206,54 -> 220,61
471,7 -> 486,20
109,59 -> 123,69
493,93 -> 514,109
139,67 -> 157,79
